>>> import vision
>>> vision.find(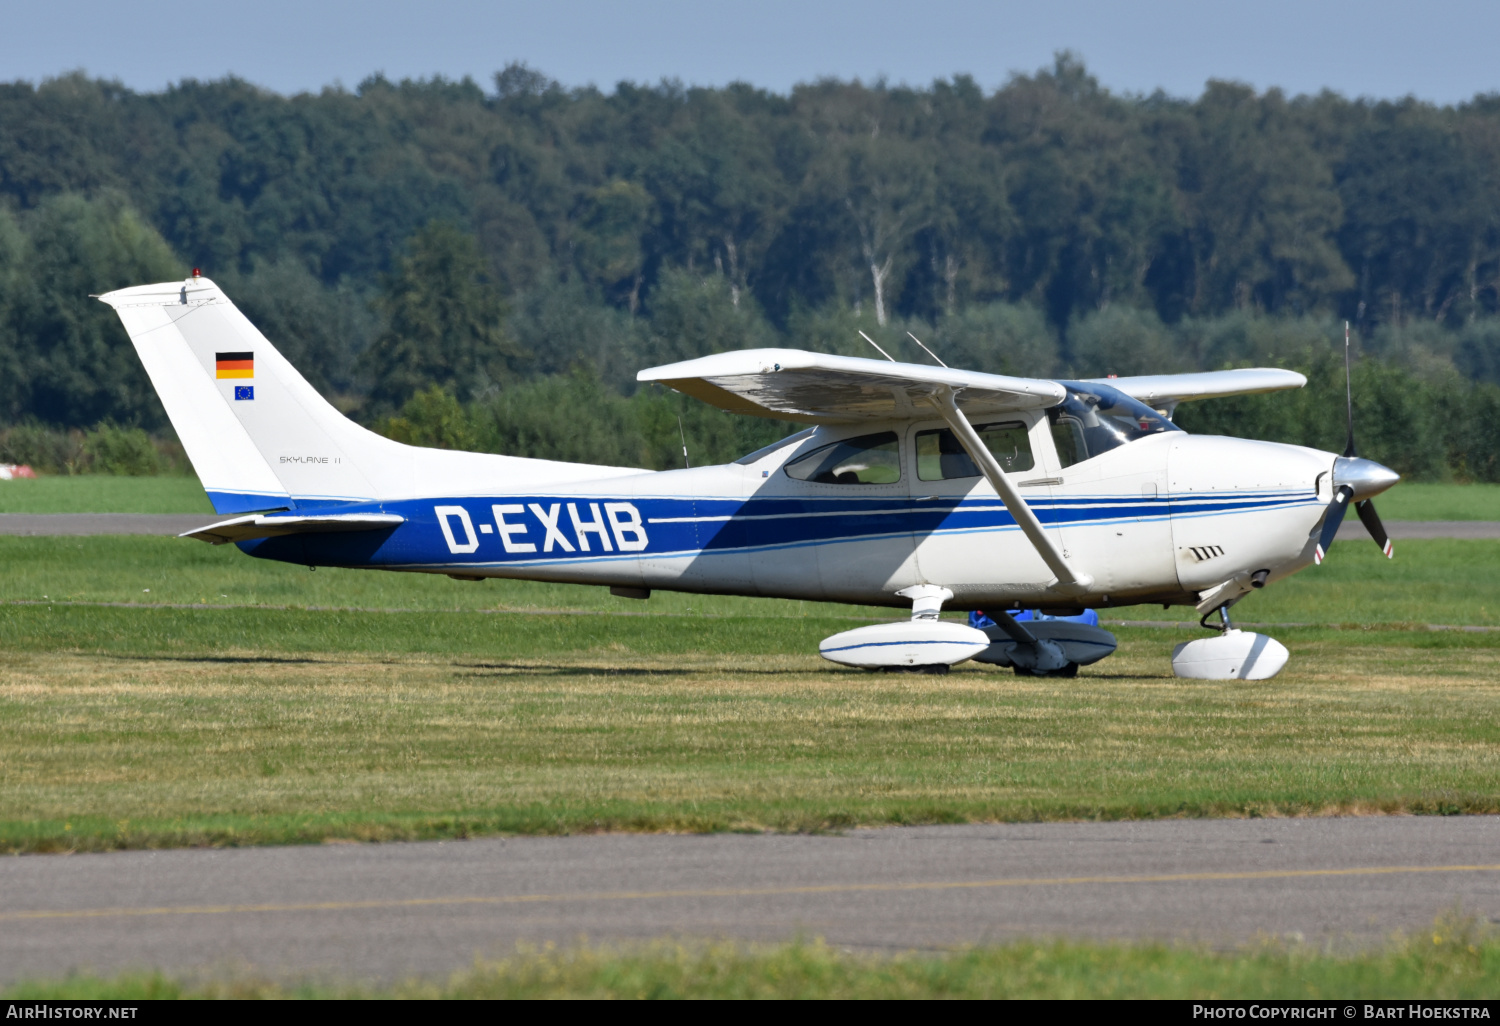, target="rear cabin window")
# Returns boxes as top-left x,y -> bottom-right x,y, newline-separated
916,421 -> 1034,481
784,432 -> 902,484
